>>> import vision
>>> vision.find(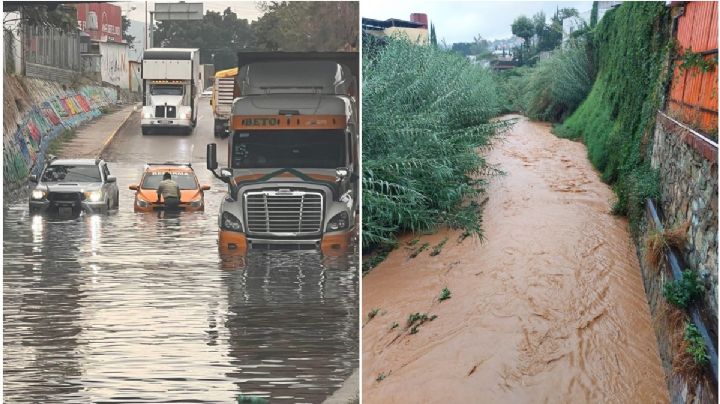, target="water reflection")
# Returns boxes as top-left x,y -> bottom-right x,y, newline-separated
4,163 -> 358,403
